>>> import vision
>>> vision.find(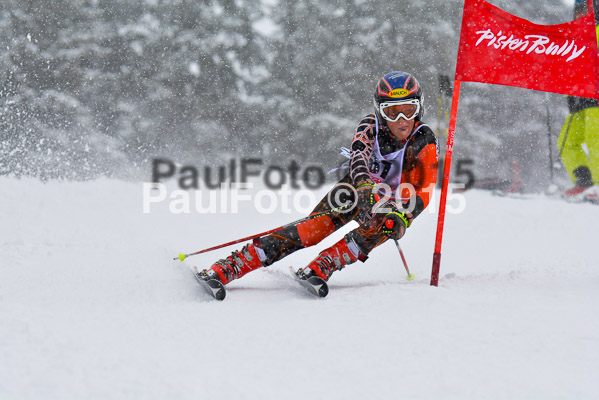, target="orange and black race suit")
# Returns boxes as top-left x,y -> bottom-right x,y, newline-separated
258,114 -> 439,265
